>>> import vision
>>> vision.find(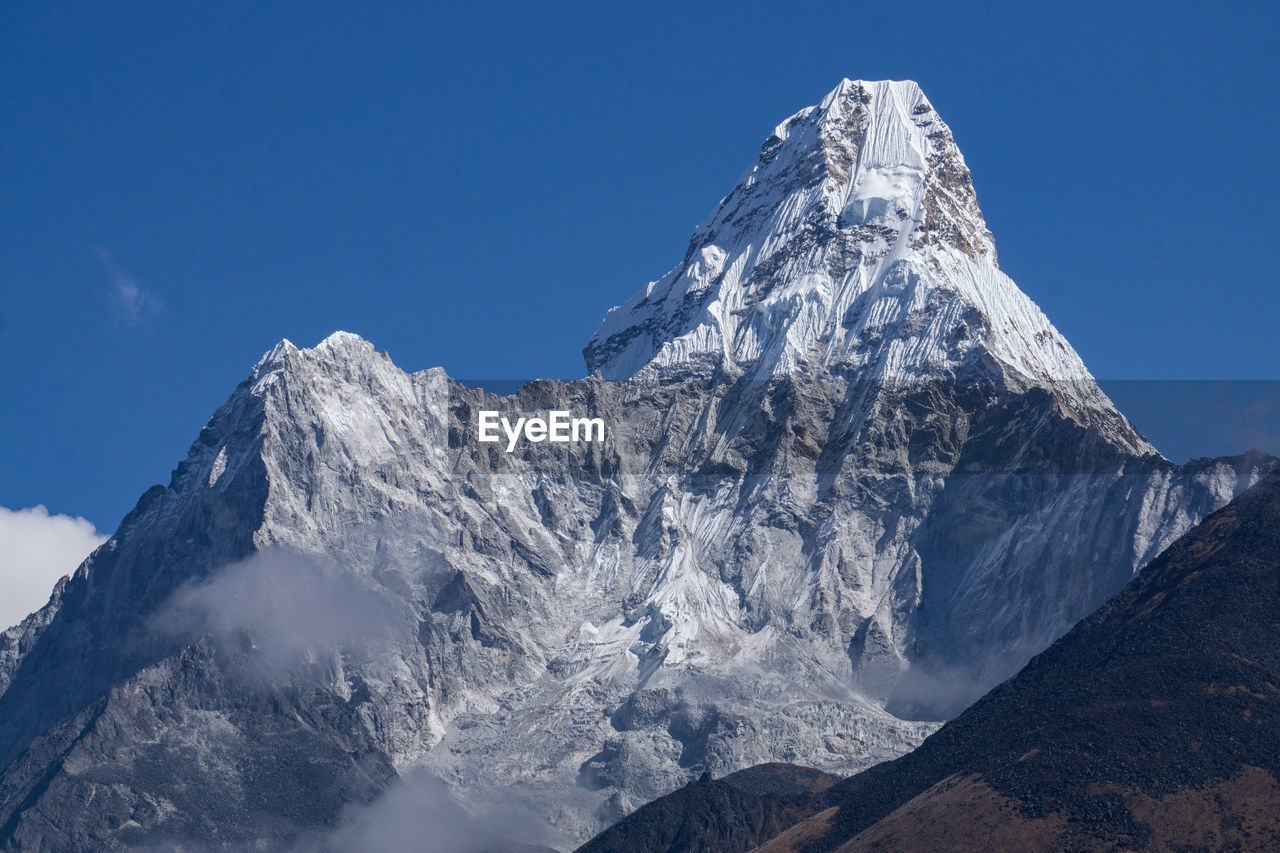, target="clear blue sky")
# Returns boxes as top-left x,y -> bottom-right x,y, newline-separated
2,0 -> 1277,532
